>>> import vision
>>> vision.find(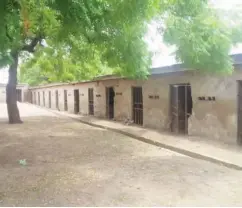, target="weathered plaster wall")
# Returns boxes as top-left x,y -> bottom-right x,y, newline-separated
116,71 -> 239,144
29,69 -> 242,144
94,79 -> 132,119
0,84 -> 29,103
113,80 -> 133,121
19,85 -> 29,102
188,70 -> 241,144
141,73 -> 191,130
140,71 -> 240,144
75,82 -> 95,115
0,86 -> 6,103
